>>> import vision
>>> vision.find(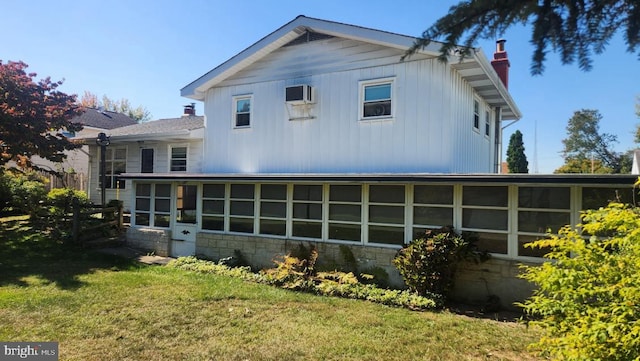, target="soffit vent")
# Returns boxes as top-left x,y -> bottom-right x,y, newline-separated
284,31 -> 334,47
